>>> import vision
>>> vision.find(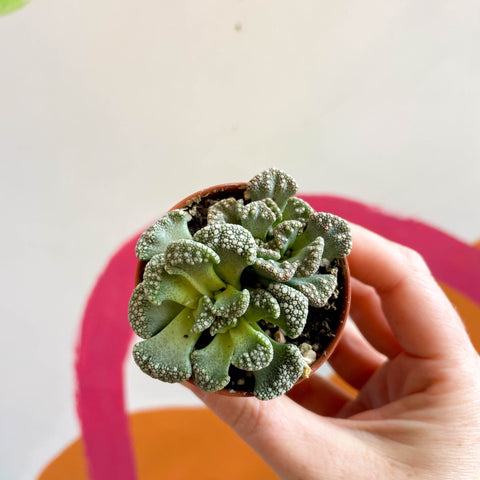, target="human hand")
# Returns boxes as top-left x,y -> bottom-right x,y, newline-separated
187,225 -> 480,479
